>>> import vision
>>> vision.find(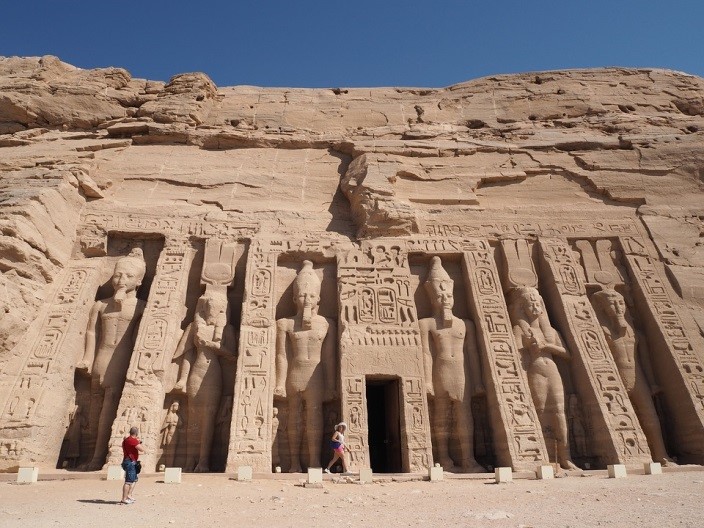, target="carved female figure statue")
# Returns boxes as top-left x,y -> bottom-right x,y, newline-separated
508,286 -> 579,471
419,257 -> 484,472
275,260 -> 336,472
173,289 -> 236,472
160,401 -> 182,467
77,248 -> 147,470
591,288 -> 673,464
